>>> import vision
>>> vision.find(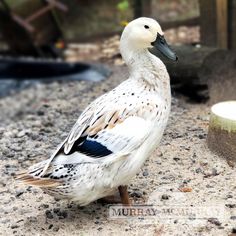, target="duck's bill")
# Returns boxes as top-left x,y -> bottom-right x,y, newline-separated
151,34 -> 178,61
